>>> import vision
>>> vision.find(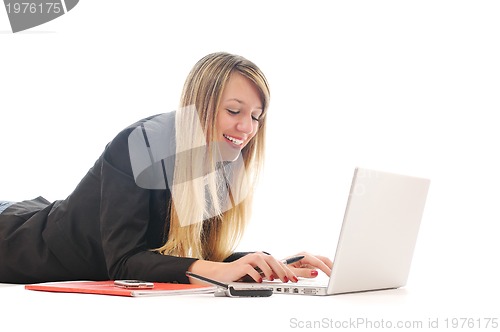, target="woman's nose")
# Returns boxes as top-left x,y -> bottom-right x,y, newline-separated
236,115 -> 254,134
